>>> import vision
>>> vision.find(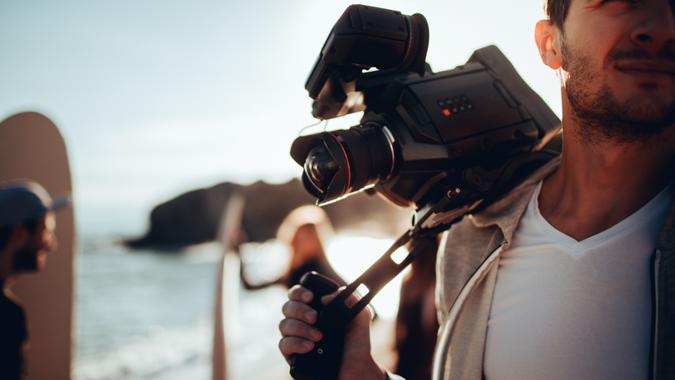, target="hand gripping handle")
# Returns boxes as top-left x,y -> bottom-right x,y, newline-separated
288,234 -> 438,380
290,271 -> 343,380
